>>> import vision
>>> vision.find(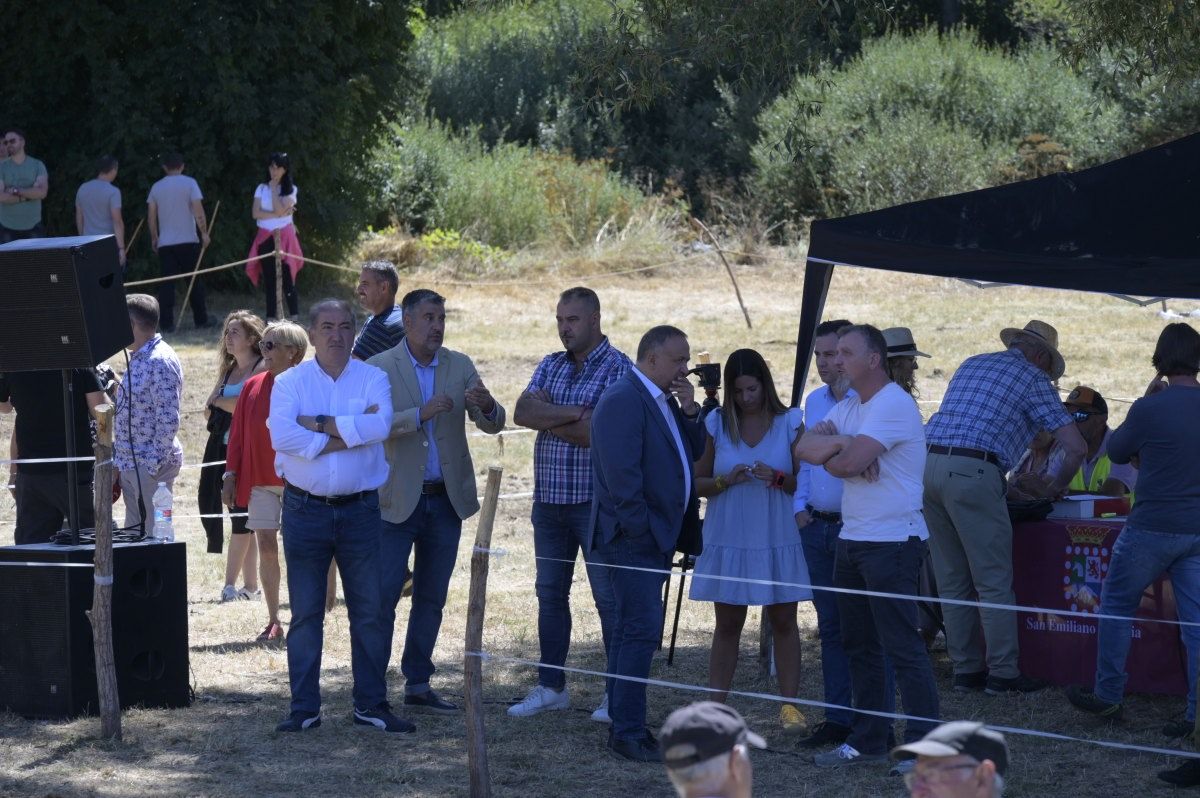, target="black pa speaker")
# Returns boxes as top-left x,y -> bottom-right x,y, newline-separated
0,235 -> 132,371
0,541 -> 190,718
